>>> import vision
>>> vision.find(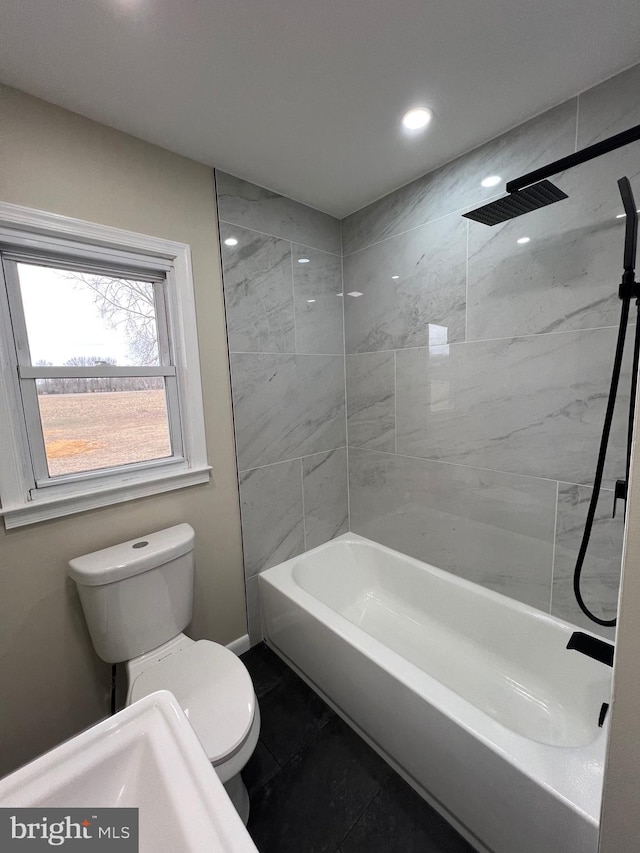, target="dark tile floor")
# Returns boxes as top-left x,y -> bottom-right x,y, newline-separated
240,643 -> 475,853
